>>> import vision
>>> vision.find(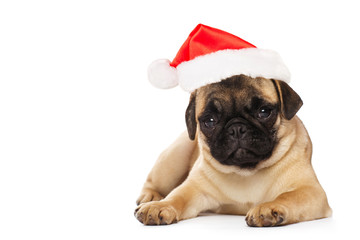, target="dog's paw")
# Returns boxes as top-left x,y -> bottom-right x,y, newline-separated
134,201 -> 178,225
136,188 -> 164,205
245,203 -> 288,227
